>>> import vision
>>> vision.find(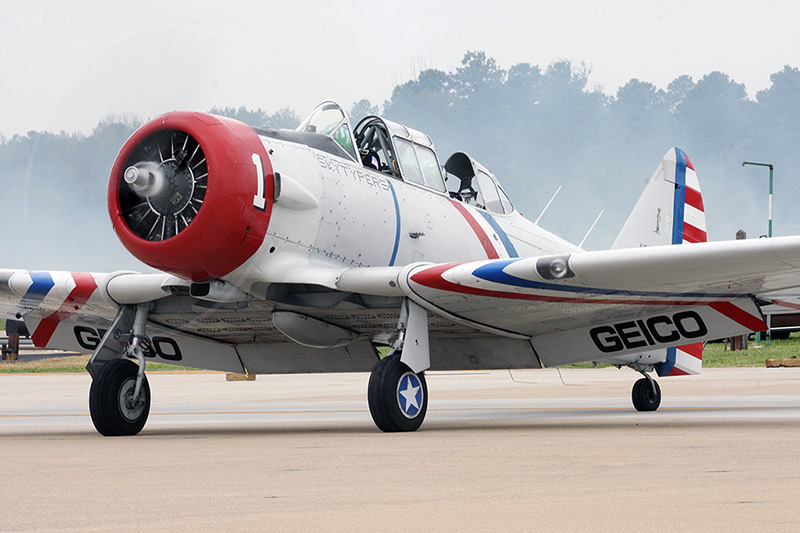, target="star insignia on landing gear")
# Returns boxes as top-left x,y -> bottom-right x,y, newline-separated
398,374 -> 422,416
